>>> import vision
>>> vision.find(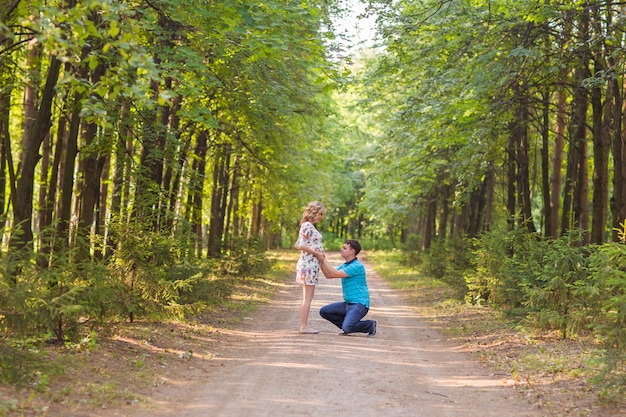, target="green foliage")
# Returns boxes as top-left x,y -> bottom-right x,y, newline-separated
0,238 -> 123,342
322,234 -> 394,252
1,219 -> 276,342
109,222 -> 193,321
464,227 -> 539,309
173,266 -> 232,309
401,233 -> 421,266
0,339 -> 40,385
589,222 -> 626,371
521,230 -> 595,339
220,237 -> 274,277
422,238 -> 471,294
465,228 -> 597,338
